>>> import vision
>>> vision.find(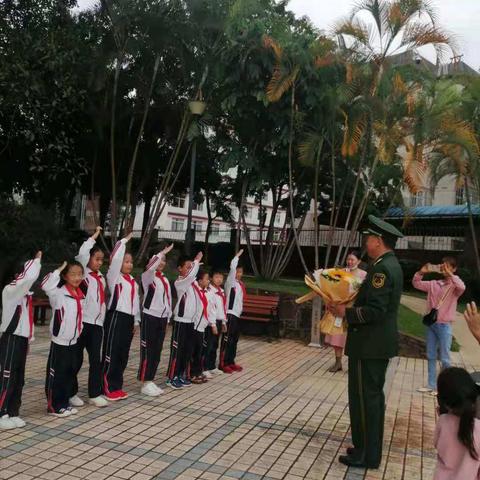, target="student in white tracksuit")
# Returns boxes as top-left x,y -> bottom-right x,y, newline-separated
190,271 -> 216,383
42,260 -> 85,417
138,243 -> 174,397
166,251 -> 203,389
220,250 -> 245,373
72,226 -> 108,408
102,233 -> 140,401
204,271 -> 226,375
0,252 -> 42,430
